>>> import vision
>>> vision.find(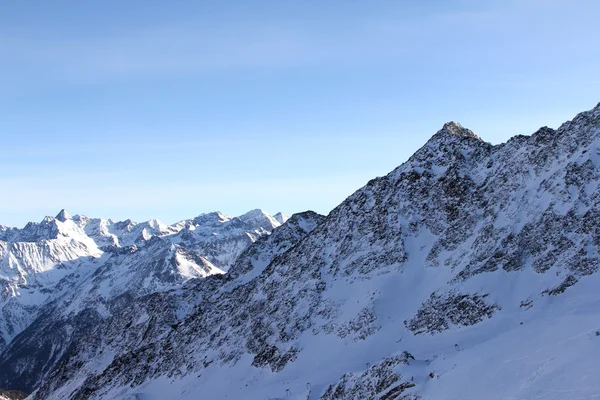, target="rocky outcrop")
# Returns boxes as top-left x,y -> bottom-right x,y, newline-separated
404,291 -> 499,335
320,353 -> 418,400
